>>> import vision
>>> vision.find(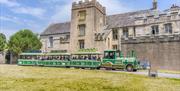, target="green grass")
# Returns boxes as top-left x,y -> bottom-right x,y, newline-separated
0,65 -> 180,91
